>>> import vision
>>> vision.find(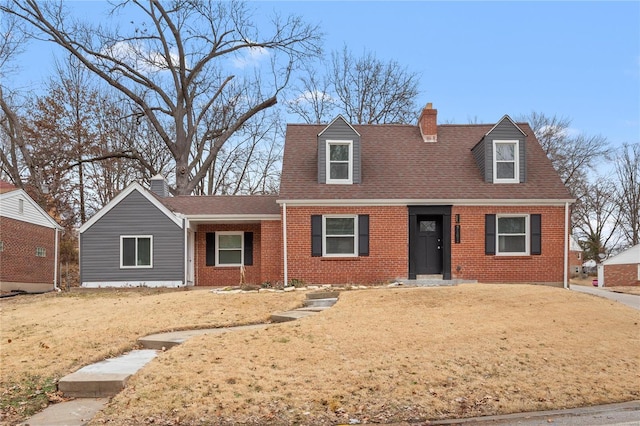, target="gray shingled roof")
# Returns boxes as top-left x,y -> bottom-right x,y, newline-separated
279,123 -> 572,201
160,195 -> 280,216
